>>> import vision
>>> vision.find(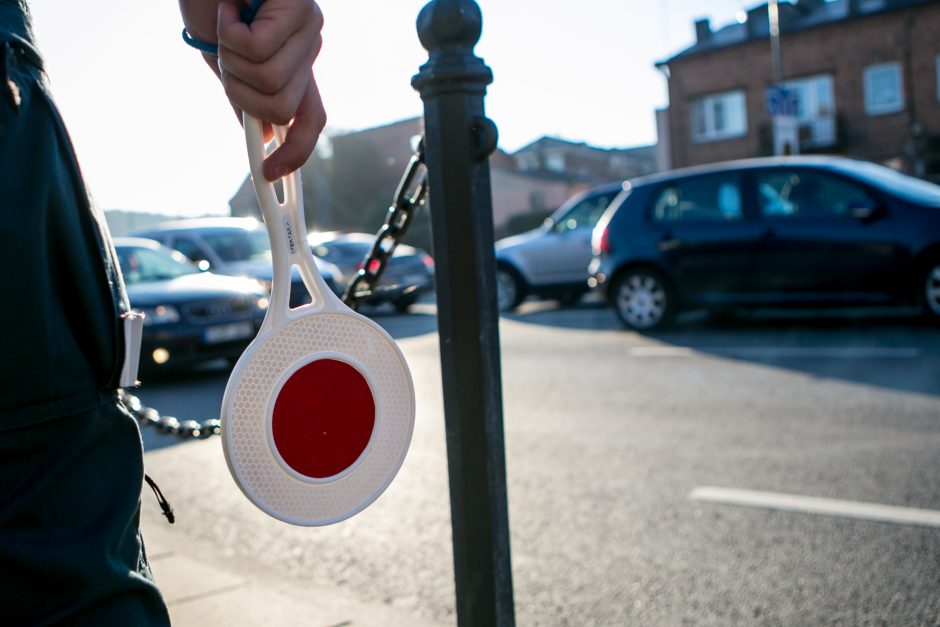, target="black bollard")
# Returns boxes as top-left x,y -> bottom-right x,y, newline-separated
412,1 -> 515,626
